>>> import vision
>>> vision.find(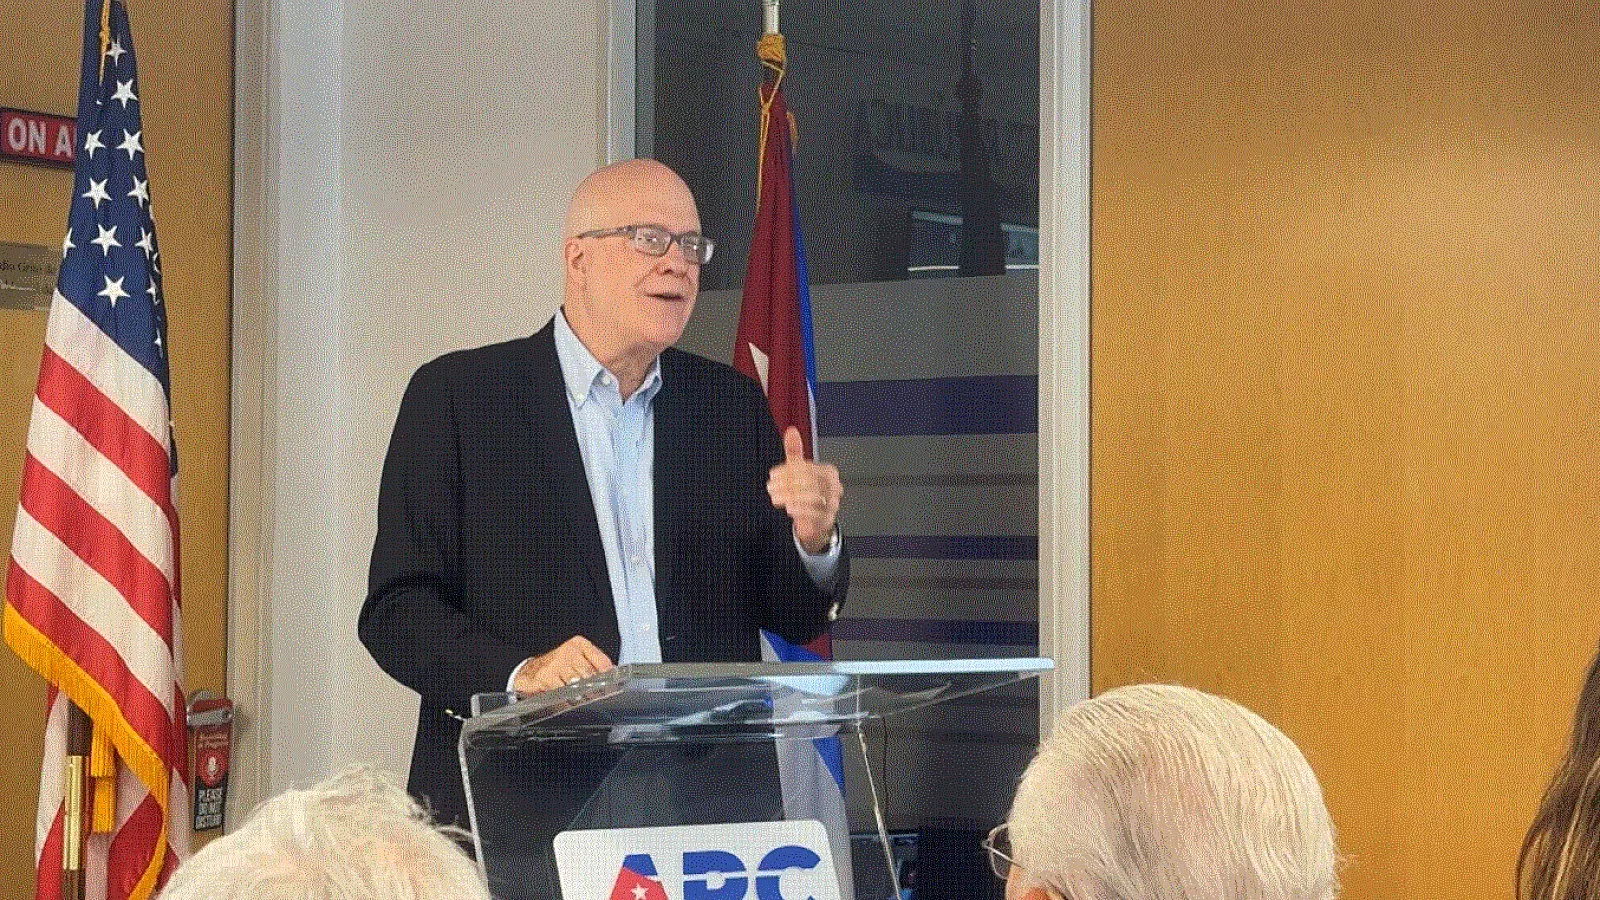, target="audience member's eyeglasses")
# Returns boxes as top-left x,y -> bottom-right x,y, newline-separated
982,823 -> 1016,881
578,224 -> 715,265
